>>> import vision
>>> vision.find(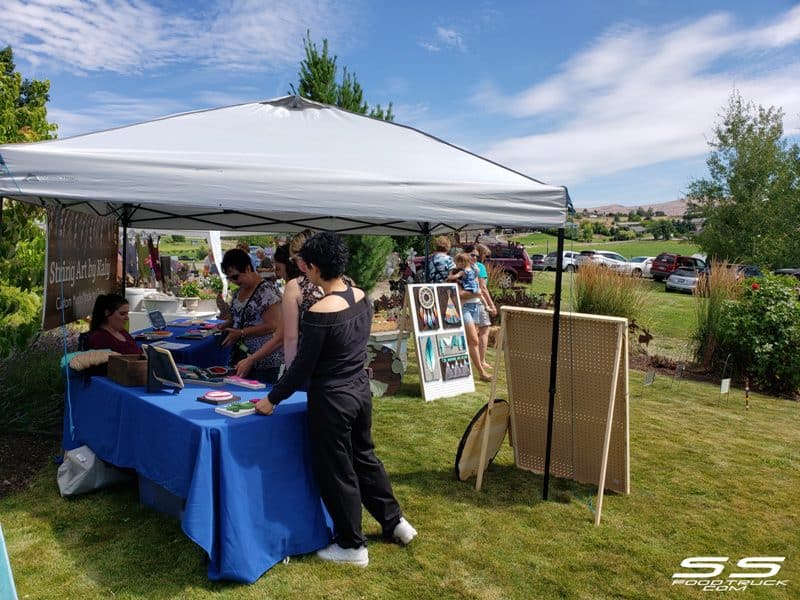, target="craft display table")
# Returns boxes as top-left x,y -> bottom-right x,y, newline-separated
128,309 -> 217,333
61,377 -> 331,583
132,320 -> 231,368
